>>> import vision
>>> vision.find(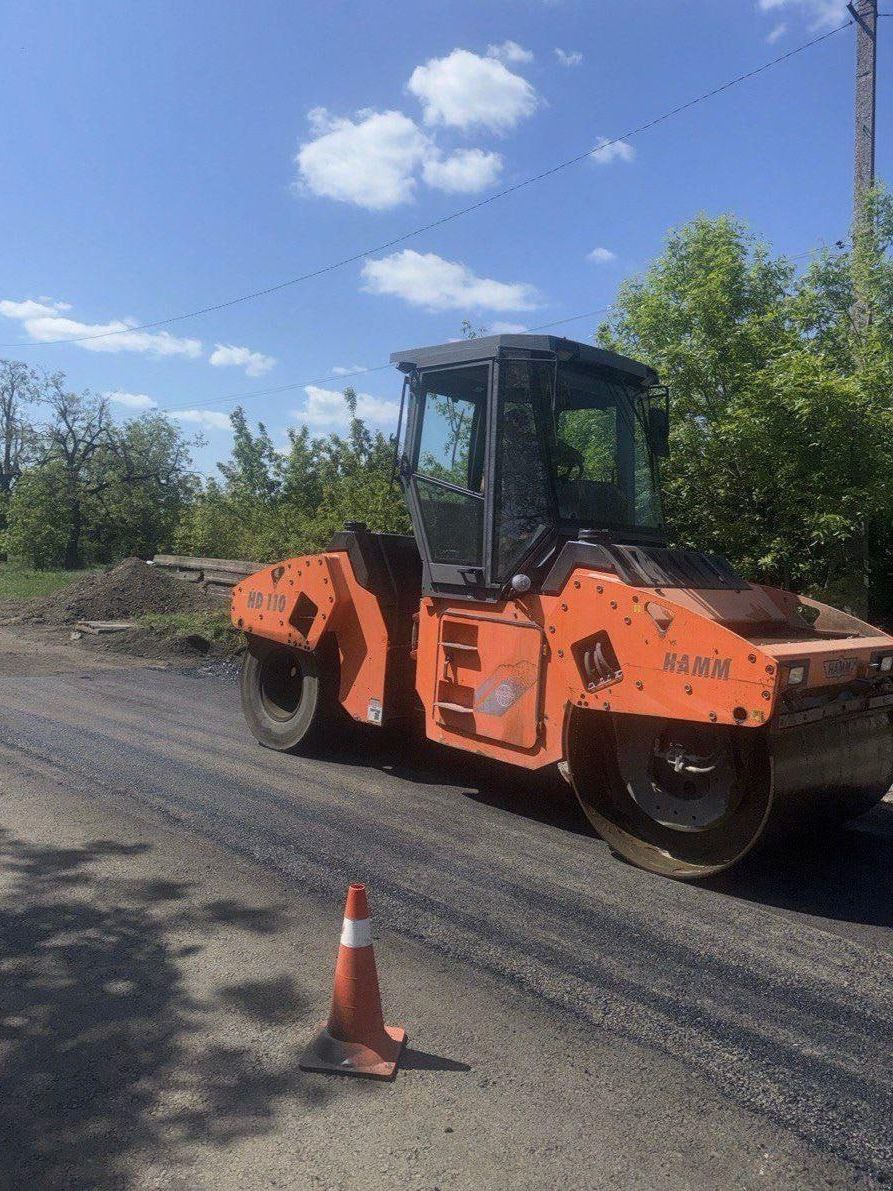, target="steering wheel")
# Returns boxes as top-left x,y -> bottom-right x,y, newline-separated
555,439 -> 585,483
